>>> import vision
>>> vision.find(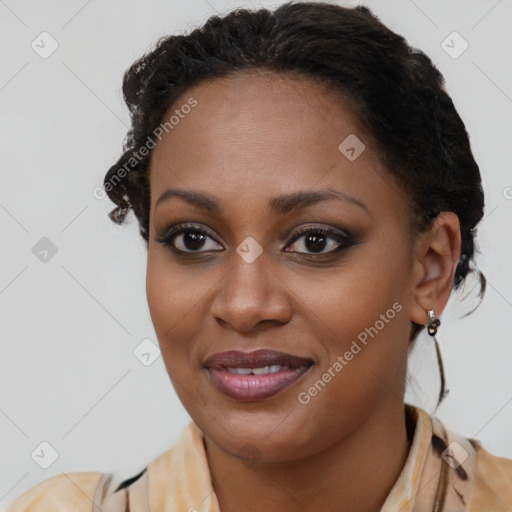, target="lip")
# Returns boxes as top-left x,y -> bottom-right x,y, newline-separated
203,349 -> 314,369
203,349 -> 314,402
